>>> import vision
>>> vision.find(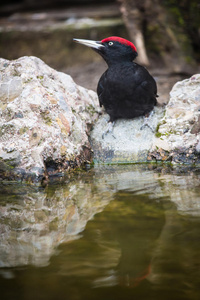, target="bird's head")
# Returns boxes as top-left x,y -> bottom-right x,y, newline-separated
73,36 -> 138,66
